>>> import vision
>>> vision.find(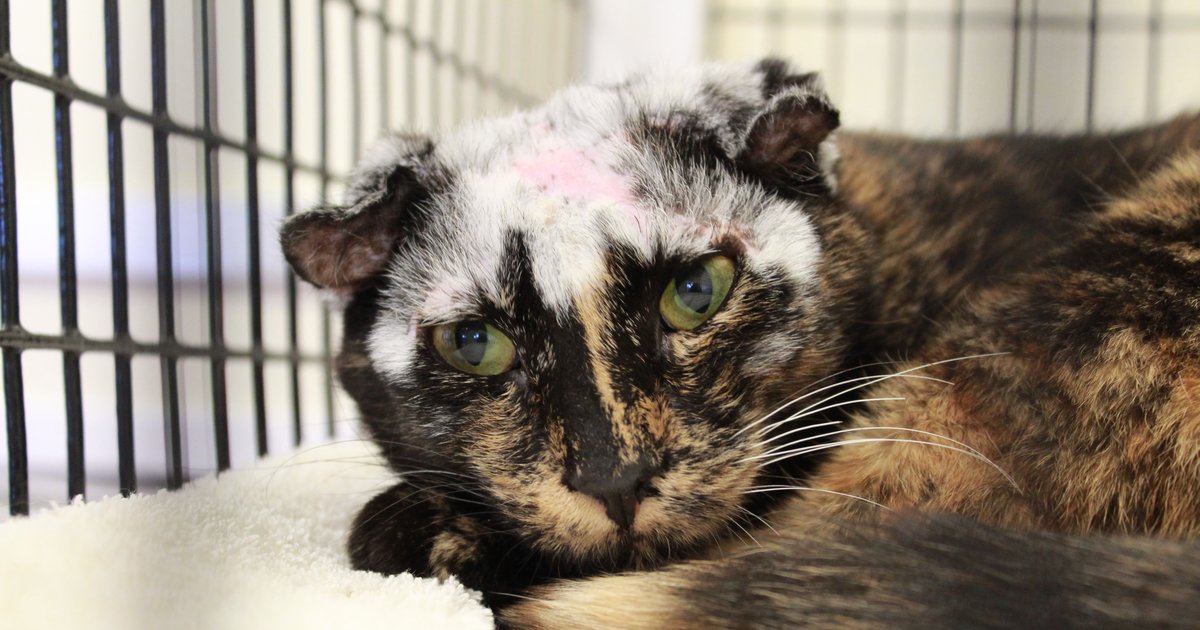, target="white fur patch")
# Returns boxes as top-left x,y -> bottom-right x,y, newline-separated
362,62 -> 829,383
